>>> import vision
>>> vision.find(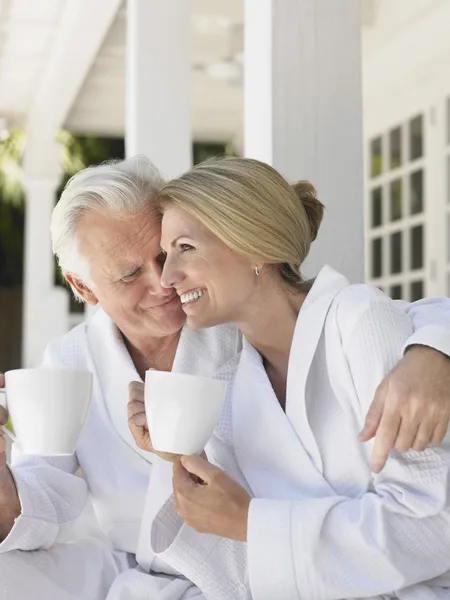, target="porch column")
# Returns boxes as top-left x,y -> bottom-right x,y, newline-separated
22,140 -> 69,367
244,0 -> 364,282
126,0 -> 192,179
